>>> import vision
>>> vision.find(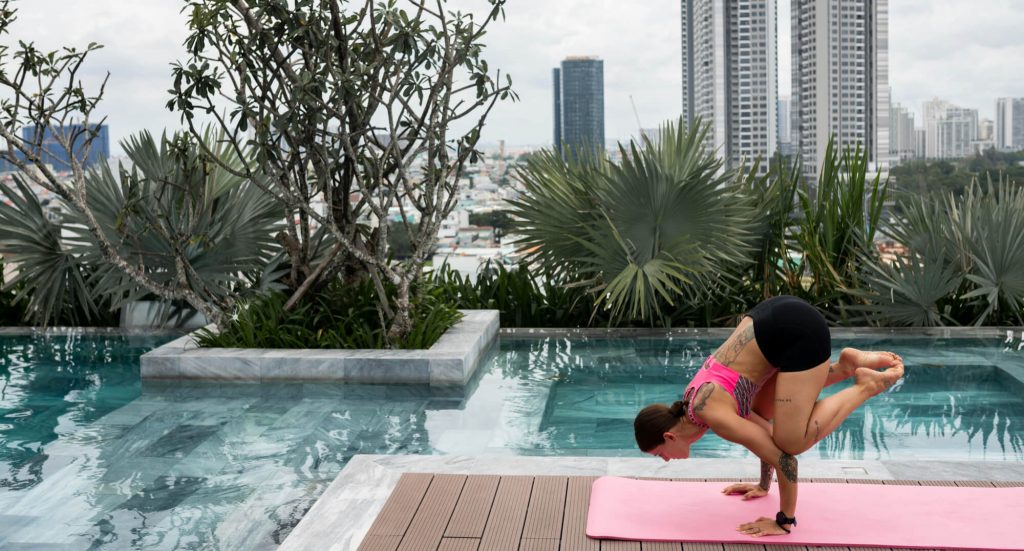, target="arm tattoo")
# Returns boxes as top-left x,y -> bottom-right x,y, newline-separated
693,383 -> 715,413
778,452 -> 798,483
714,325 -> 755,366
758,459 -> 774,491
814,420 -> 821,443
